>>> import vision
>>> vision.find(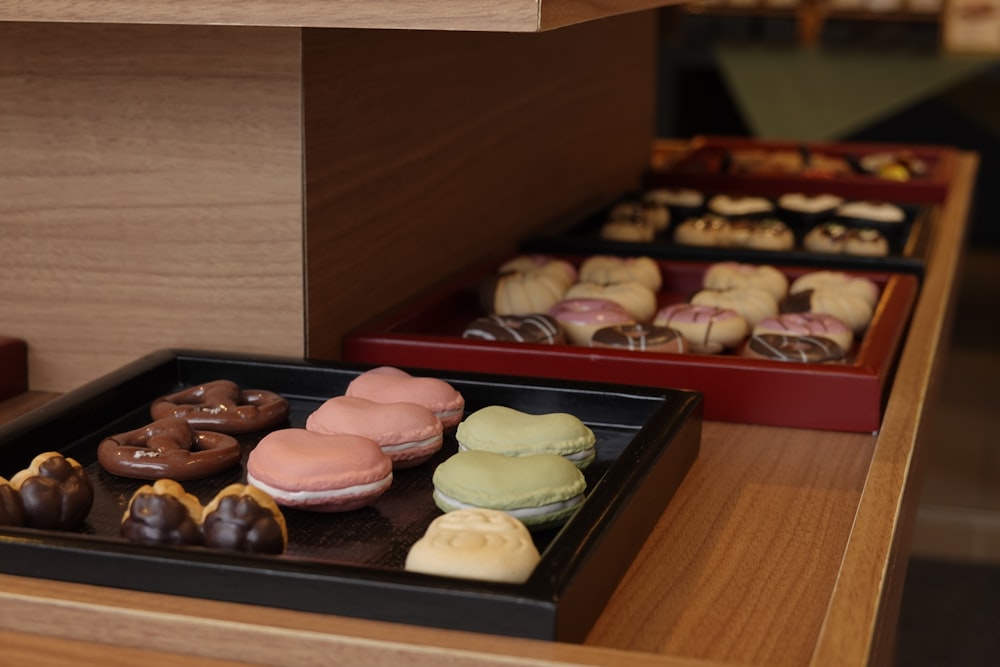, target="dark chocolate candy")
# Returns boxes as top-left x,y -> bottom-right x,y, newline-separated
203,494 -> 285,555
121,493 -> 203,546
18,454 -> 94,530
